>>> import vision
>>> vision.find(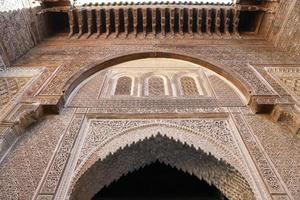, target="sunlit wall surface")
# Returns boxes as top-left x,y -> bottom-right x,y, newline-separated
75,0 -> 233,6
0,0 -> 40,12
